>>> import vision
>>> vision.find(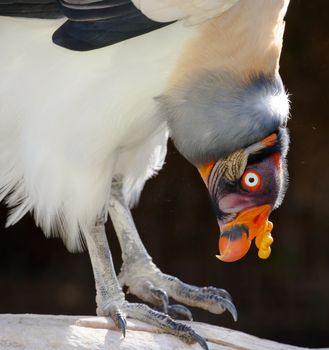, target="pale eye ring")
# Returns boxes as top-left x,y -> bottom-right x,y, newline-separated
245,173 -> 259,187
241,170 -> 262,191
